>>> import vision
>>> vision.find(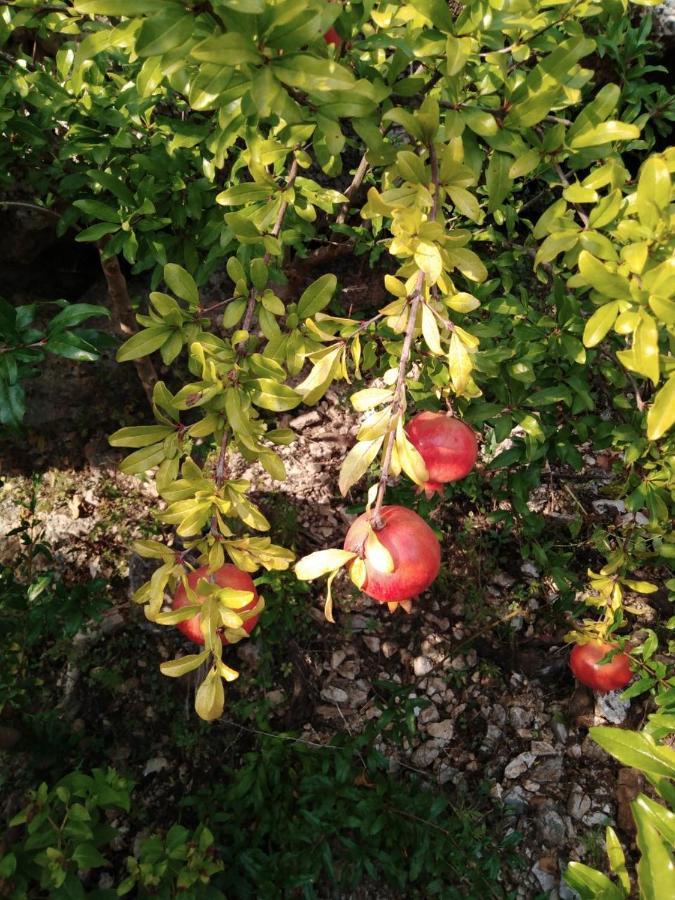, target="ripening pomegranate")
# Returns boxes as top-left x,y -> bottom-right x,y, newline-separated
171,564 -> 259,646
343,505 -> 440,610
406,411 -> 478,497
569,640 -> 632,693
323,26 -> 342,46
